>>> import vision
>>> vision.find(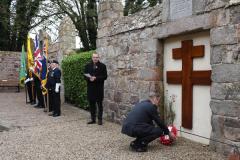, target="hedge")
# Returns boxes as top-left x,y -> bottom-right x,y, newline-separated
62,51 -> 94,109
